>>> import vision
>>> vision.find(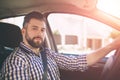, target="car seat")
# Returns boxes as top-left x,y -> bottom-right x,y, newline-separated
0,22 -> 22,78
